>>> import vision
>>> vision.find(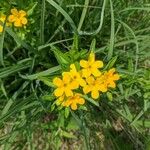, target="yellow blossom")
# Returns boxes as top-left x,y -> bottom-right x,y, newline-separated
83,76 -> 106,99
0,14 -> 8,33
53,73 -> 74,97
63,93 -> 85,110
103,68 -> 120,88
64,64 -> 86,89
80,52 -> 103,78
8,8 -> 28,27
